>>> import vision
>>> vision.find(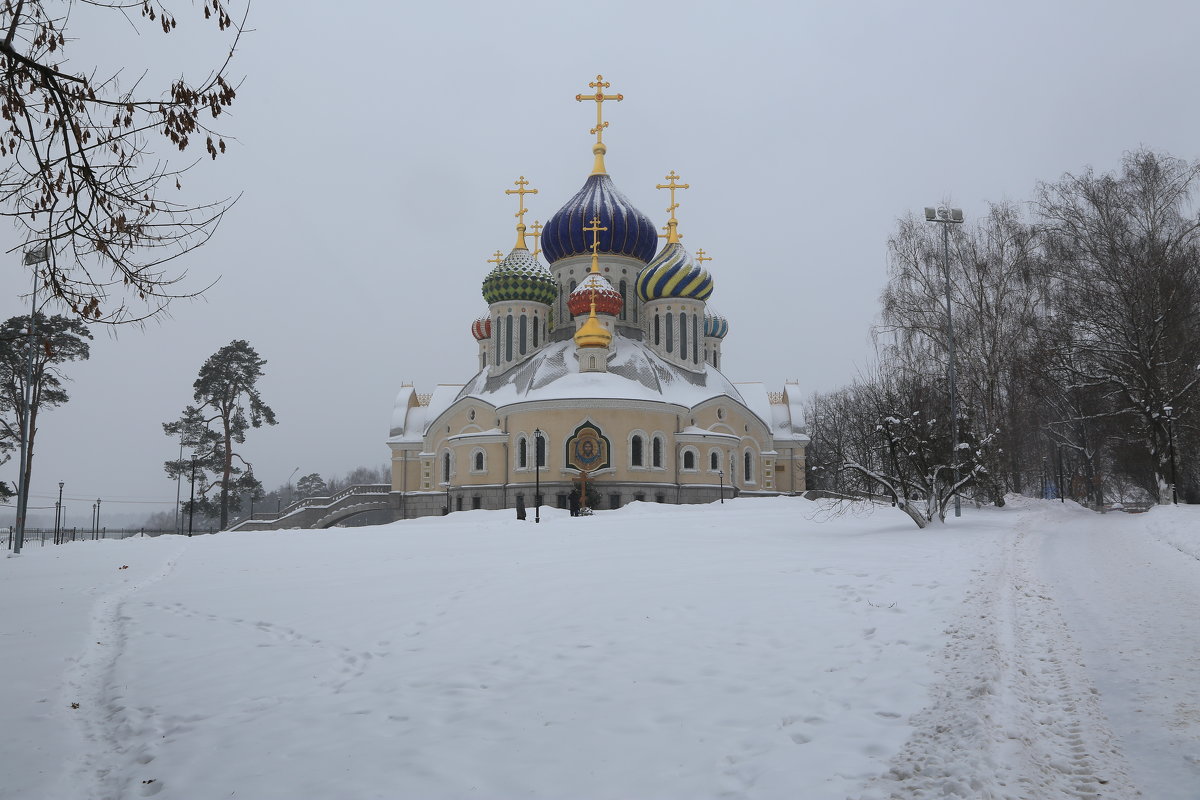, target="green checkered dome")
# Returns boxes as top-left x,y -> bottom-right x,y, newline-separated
481,247 -> 558,306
